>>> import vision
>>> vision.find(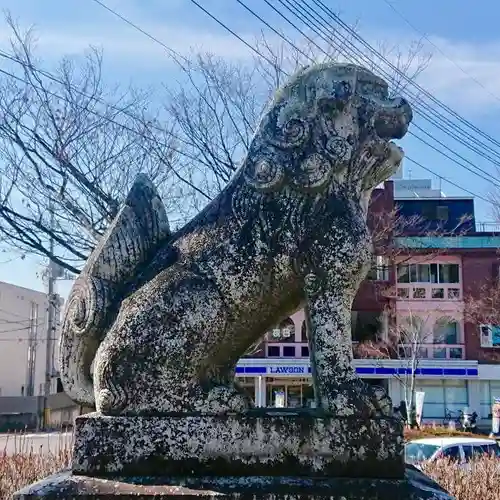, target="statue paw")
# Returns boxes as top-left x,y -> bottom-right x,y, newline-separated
199,385 -> 254,414
321,379 -> 393,418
